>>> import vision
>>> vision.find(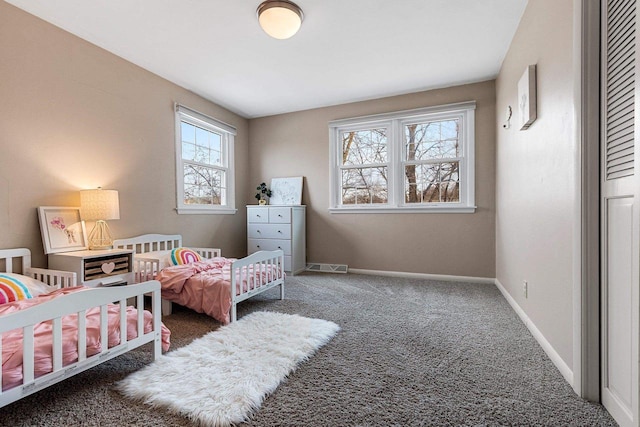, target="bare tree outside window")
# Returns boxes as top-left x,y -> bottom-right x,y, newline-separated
404,119 -> 460,204
175,105 -> 236,214
341,129 -> 388,204
329,102 -> 475,212
181,122 -> 226,206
